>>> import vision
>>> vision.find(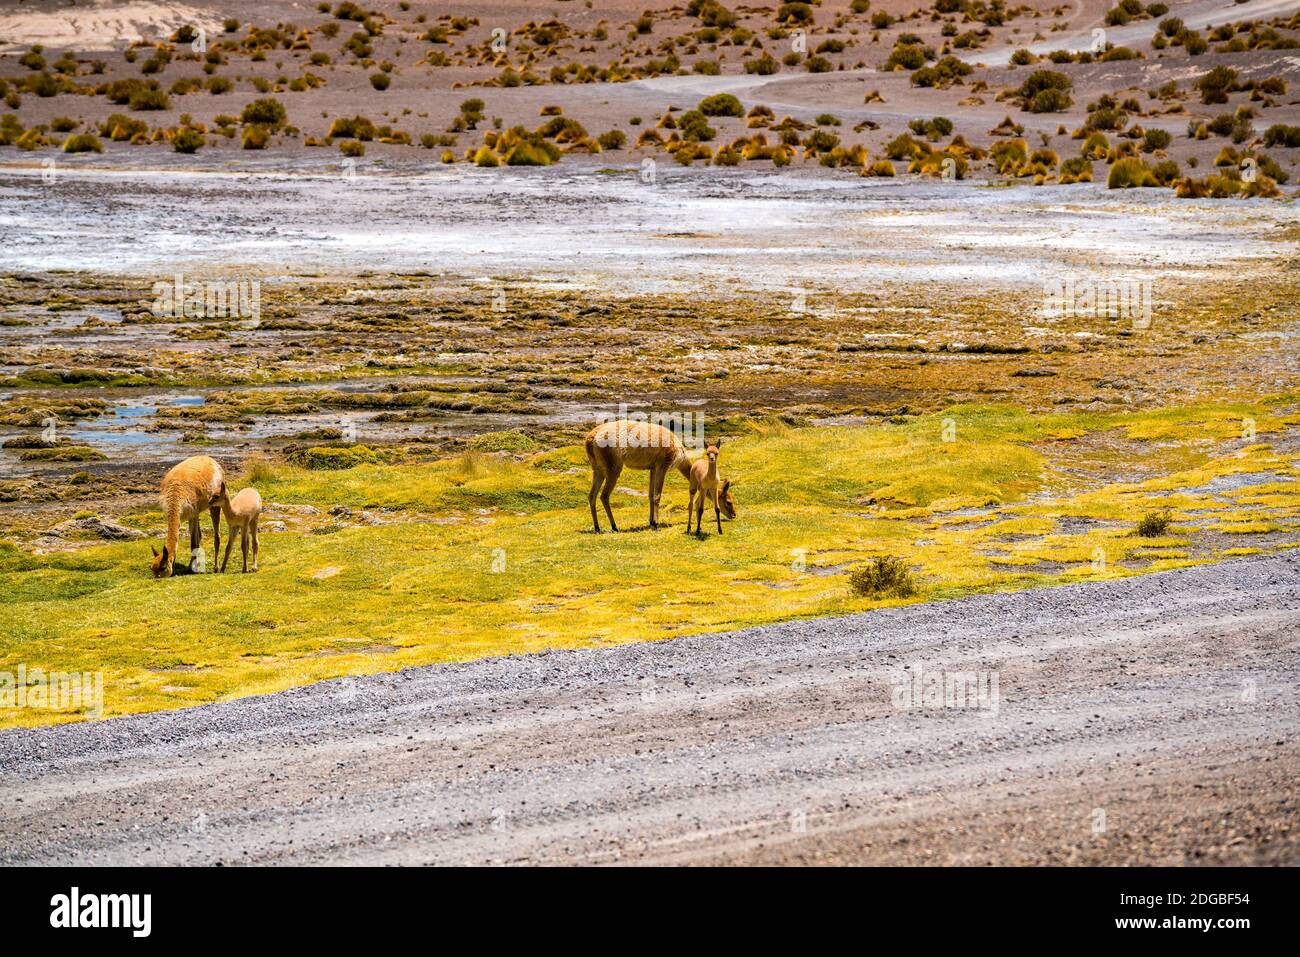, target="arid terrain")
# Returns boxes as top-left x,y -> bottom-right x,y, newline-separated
0,0 -> 1297,866
0,0 -> 1298,189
